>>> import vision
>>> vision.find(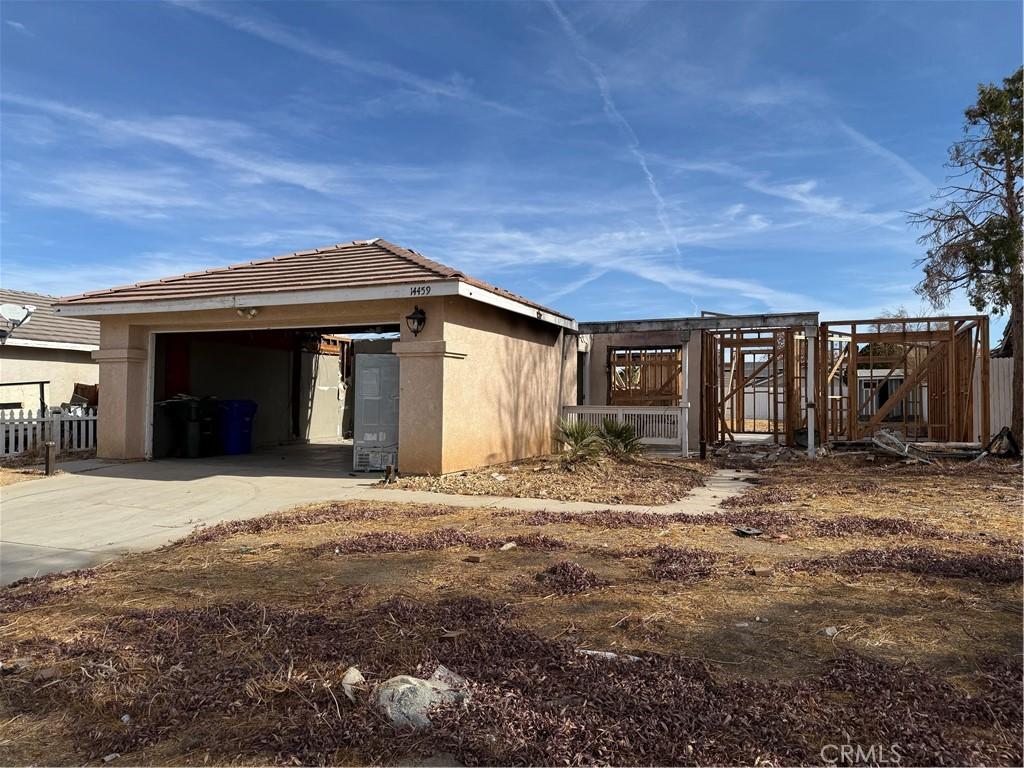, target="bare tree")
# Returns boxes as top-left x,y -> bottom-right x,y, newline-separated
909,67 -> 1023,446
